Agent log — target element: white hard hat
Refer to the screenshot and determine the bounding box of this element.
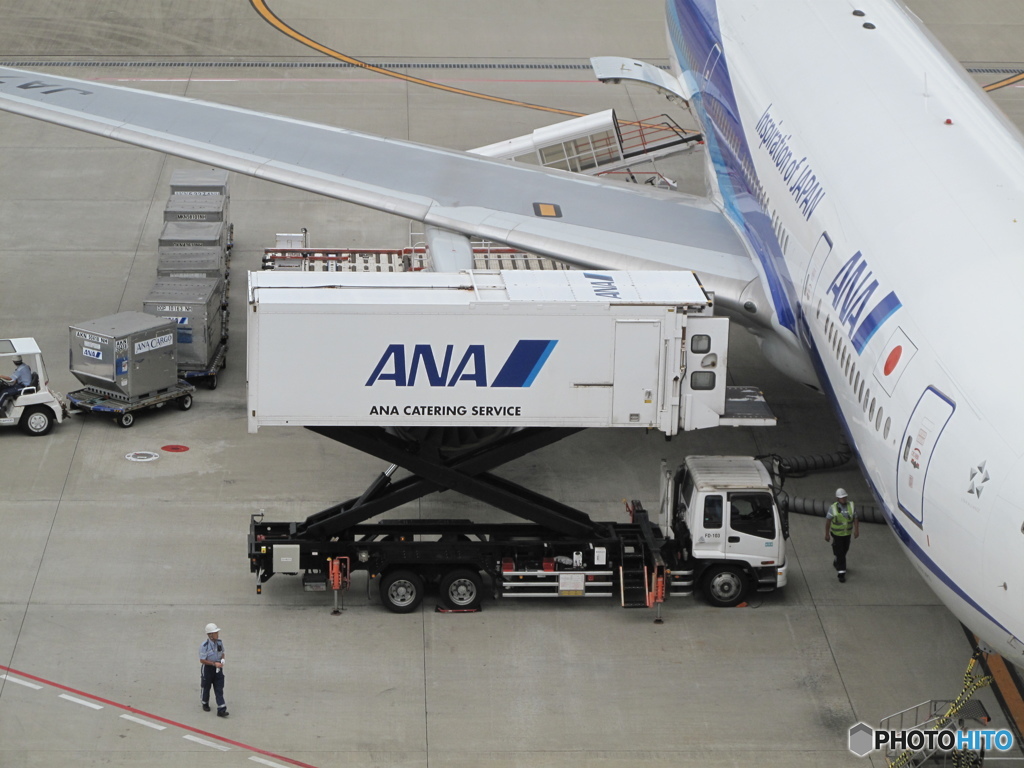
[835,488,848,499]
[205,623,221,634]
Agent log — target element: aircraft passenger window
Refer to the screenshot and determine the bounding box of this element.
[729,493,776,540]
[859,380,865,403]
[691,371,716,390]
[869,398,876,420]
[903,436,912,461]
[876,407,884,431]
[703,495,723,529]
[691,335,711,354]
[884,417,891,439]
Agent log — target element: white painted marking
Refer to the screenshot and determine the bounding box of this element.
[249,758,291,768]
[183,734,230,751]
[58,694,103,709]
[119,713,166,730]
[0,674,43,690]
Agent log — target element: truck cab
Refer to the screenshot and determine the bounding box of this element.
[667,455,787,607]
[0,338,68,435]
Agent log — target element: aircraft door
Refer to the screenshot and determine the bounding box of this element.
[702,44,722,84]
[725,491,778,559]
[897,387,955,526]
[802,232,833,310]
[612,320,660,426]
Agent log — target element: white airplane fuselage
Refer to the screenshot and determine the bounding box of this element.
[667,0,1024,662]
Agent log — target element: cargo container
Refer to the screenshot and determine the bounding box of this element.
[163,193,228,223]
[143,278,225,369]
[169,168,230,196]
[158,221,228,251]
[157,247,227,280]
[69,312,178,401]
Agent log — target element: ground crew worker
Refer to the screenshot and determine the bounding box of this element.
[0,356,32,410]
[825,488,859,583]
[199,623,229,717]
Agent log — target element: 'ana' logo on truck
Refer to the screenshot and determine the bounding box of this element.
[583,272,621,299]
[366,340,557,388]
[827,251,901,354]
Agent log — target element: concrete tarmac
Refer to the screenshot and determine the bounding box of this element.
[1,1,1023,766]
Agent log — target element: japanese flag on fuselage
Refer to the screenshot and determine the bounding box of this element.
[873,327,918,396]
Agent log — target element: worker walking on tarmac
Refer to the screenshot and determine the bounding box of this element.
[199,623,229,717]
[825,488,859,582]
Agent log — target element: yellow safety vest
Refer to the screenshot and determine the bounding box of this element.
[829,502,855,536]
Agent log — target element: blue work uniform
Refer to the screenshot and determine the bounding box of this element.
[199,637,227,712]
[0,362,32,407]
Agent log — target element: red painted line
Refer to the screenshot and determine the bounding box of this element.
[0,663,319,768]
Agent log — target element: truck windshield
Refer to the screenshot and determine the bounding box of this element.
[728,493,776,540]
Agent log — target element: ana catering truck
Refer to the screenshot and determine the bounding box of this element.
[245,270,784,613]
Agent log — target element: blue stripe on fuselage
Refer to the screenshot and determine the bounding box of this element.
[794,306,1013,639]
[667,0,797,333]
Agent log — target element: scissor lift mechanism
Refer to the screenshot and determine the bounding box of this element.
[248,426,675,614]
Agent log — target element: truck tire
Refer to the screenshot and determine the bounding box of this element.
[20,406,54,436]
[439,568,482,610]
[380,570,424,613]
[702,564,748,608]
[177,393,193,411]
[118,412,135,429]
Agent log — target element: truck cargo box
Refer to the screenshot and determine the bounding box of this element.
[169,168,229,196]
[163,193,228,223]
[69,312,178,401]
[247,270,760,435]
[158,221,227,251]
[143,278,225,369]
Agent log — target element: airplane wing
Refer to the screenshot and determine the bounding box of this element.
[0,67,759,306]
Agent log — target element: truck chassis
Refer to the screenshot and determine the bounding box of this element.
[248,427,781,614]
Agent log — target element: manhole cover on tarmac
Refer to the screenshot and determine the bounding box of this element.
[126,451,160,462]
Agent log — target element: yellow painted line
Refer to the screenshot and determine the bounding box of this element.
[247,0,584,118]
[984,72,1024,92]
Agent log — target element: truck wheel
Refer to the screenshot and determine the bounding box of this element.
[207,374,218,390]
[702,564,748,608]
[118,412,135,429]
[178,393,193,411]
[20,406,54,436]
[380,570,424,613]
[439,568,482,610]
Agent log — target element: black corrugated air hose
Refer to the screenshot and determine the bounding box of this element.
[765,438,852,477]
[774,488,886,525]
